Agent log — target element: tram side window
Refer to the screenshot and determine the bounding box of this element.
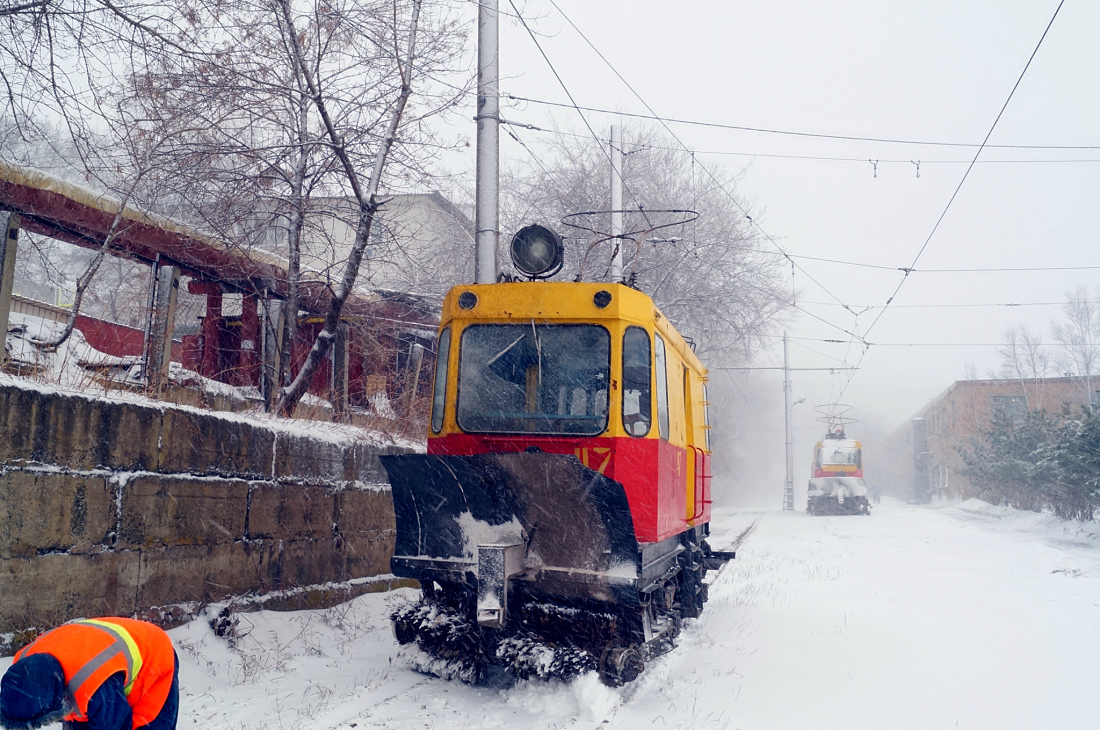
[654,334,669,440]
[430,327,451,433]
[622,327,652,437]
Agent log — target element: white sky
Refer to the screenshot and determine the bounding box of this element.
[441,0,1099,434]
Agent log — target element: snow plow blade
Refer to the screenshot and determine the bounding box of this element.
[807,477,870,515]
[379,453,641,606]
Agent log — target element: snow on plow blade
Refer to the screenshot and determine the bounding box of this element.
[807,477,870,515]
[379,453,641,609]
[808,476,868,498]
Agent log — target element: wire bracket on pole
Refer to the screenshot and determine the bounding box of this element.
[562,208,699,283]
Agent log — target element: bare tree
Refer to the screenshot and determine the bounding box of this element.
[1051,286,1100,411]
[0,0,205,354]
[112,0,467,414]
[499,125,789,361]
[272,0,429,416]
[3,0,468,417]
[1000,324,1051,410]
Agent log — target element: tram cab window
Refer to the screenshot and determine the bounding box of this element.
[456,324,610,435]
[622,327,652,437]
[821,445,860,466]
[430,327,451,433]
[654,334,669,440]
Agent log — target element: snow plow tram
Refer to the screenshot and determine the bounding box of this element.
[381,226,733,687]
[807,429,869,515]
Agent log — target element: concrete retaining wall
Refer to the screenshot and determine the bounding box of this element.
[0,379,413,654]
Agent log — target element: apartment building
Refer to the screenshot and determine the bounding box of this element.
[876,376,1097,501]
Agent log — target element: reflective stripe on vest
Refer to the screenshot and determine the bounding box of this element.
[67,619,144,697]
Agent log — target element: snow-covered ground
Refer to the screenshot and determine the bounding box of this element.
[6,498,1100,729]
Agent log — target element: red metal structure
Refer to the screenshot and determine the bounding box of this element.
[0,160,437,412]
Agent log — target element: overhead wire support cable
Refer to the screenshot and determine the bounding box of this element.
[537,0,865,342]
[502,124,1100,163]
[743,248,1100,272]
[504,0,657,237]
[502,94,1100,151]
[800,299,1100,310]
[760,333,1071,349]
[790,338,858,367]
[836,0,1066,401]
[714,366,859,371]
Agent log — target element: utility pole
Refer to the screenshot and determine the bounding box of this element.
[474,0,500,284]
[609,125,623,283]
[783,331,795,511]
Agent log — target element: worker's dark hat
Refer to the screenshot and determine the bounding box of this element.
[0,653,67,730]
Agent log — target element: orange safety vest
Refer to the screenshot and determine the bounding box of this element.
[13,617,175,727]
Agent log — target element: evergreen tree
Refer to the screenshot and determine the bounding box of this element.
[961,406,1100,520]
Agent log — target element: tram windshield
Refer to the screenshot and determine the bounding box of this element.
[457,324,611,435]
[819,444,861,467]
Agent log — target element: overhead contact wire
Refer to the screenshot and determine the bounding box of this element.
[503,94,1099,151]
[542,0,865,344]
[837,0,1066,401]
[505,0,656,236]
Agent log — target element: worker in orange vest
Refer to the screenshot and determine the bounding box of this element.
[0,617,178,730]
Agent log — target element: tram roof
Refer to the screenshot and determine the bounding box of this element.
[440,281,706,375]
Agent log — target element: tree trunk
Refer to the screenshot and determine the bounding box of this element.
[274,0,422,417]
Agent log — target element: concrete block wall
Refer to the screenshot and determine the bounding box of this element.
[0,379,413,654]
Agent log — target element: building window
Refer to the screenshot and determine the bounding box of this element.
[991,395,1028,423]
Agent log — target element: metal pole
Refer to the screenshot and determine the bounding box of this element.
[610,125,623,283]
[783,331,795,510]
[474,0,500,284]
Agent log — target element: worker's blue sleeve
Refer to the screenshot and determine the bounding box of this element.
[64,672,132,730]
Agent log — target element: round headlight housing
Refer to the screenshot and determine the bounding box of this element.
[457,291,478,309]
[510,224,564,280]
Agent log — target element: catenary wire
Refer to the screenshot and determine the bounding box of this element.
[502,93,1100,151]
[504,122,1100,164]
[764,334,1068,348]
[504,0,660,238]
[836,0,1067,401]
[539,0,865,337]
[504,0,865,352]
[800,300,1100,310]
[739,249,1100,273]
[519,1,1084,394]
[499,115,864,341]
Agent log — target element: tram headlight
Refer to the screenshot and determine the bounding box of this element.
[510,224,564,279]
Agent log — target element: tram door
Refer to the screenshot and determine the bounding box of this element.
[684,367,696,519]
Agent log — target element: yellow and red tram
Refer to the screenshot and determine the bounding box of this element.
[425,281,713,541]
[381,226,733,686]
